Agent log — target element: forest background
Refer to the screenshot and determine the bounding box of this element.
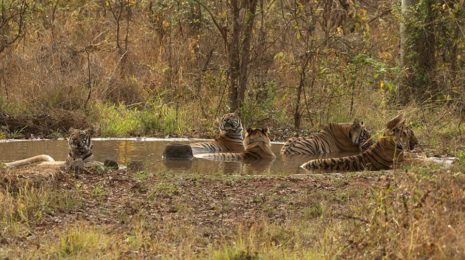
[0,0,464,153]
[3,1,465,258]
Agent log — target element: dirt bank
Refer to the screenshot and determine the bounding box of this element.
[0,166,388,258]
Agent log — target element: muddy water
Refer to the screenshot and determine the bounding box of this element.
[0,139,356,175]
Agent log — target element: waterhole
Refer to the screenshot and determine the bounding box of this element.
[0,139,357,175]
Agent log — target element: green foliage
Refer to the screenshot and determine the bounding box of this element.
[240,81,287,127]
[134,171,150,182]
[149,182,180,199]
[94,99,183,137]
[0,184,82,238]
[455,151,465,169]
[94,102,140,137]
[45,225,111,259]
[0,96,25,115]
[210,223,324,260]
[91,185,107,199]
[8,126,27,139]
[302,203,323,219]
[351,54,398,92]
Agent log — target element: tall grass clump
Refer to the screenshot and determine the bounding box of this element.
[94,99,185,137]
[340,168,465,259]
[209,222,327,259]
[0,183,81,238]
[94,102,142,137]
[32,224,114,259]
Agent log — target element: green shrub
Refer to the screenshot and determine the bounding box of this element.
[94,99,185,137]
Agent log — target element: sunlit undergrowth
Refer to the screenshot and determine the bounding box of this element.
[93,99,189,137]
[209,222,328,259]
[0,182,82,239]
[30,223,114,259]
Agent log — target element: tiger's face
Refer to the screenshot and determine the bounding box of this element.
[218,113,243,133]
[349,119,373,149]
[68,128,94,157]
[243,128,271,147]
[384,114,418,151]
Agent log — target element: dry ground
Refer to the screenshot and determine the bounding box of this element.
[1,162,465,259]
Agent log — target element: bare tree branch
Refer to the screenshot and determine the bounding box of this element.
[193,0,228,49]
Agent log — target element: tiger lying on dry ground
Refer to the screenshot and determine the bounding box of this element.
[195,128,275,161]
[3,128,115,172]
[280,119,373,156]
[301,114,418,172]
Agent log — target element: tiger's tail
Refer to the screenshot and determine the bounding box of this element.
[4,155,56,168]
[194,152,243,161]
[301,154,367,172]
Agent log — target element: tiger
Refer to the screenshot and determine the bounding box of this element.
[63,128,96,171]
[3,128,106,172]
[195,128,276,161]
[280,119,373,156]
[300,114,418,172]
[190,113,244,154]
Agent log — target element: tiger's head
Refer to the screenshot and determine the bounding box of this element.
[384,114,418,151]
[68,128,94,158]
[349,119,374,150]
[243,128,271,148]
[218,113,243,134]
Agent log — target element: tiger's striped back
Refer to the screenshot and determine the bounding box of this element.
[195,128,275,161]
[301,114,417,172]
[281,119,373,155]
[191,113,244,154]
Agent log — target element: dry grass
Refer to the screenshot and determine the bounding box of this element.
[0,1,464,258]
[1,162,465,259]
[2,1,462,139]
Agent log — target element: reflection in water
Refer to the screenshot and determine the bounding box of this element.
[162,159,193,170]
[243,160,275,174]
[0,140,360,175]
[116,141,138,165]
[221,161,242,173]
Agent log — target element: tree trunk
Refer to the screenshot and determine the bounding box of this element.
[228,0,241,113]
[400,0,414,70]
[294,56,310,129]
[294,71,304,130]
[237,0,258,109]
[400,0,436,104]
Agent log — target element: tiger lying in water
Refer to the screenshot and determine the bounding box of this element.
[301,114,418,172]
[3,128,106,172]
[195,128,275,161]
[280,119,373,156]
[190,113,244,154]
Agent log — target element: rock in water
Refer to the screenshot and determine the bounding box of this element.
[163,143,193,160]
[104,159,119,170]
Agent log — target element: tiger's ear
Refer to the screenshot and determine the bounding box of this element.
[386,114,405,130]
[246,128,253,135]
[261,128,269,135]
[352,119,363,127]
